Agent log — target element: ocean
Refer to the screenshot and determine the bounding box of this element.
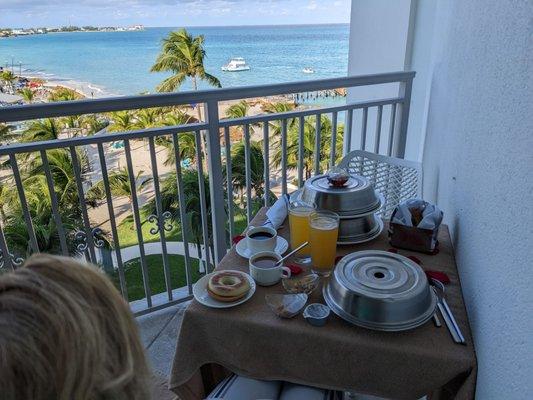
[0,25,349,97]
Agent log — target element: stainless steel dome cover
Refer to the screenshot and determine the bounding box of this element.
[301,174,382,216]
[323,250,437,331]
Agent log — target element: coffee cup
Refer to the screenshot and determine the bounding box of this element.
[246,225,277,254]
[249,251,291,286]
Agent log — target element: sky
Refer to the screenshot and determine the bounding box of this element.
[0,0,351,28]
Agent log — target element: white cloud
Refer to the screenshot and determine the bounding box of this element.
[306,1,318,10]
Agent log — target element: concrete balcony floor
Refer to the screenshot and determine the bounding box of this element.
[137,302,189,377]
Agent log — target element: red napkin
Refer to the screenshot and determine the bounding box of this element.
[232,235,245,245]
[388,248,450,284]
[286,264,303,275]
[407,255,422,265]
[425,270,451,284]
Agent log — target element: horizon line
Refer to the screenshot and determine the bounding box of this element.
[1,22,349,30]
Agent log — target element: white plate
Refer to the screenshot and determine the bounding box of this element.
[193,271,256,309]
[235,236,289,259]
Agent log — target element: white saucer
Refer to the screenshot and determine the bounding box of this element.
[235,236,289,259]
[193,271,256,309]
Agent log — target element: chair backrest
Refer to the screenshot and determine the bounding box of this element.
[338,150,422,218]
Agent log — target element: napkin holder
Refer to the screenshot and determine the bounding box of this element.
[388,208,440,254]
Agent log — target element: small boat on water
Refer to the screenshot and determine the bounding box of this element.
[302,67,315,74]
[222,58,251,72]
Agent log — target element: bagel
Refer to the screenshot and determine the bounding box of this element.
[207,287,247,302]
[207,270,250,302]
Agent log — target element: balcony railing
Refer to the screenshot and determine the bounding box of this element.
[0,71,414,315]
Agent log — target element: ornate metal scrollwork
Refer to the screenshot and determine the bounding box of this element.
[76,228,107,252]
[91,228,106,248]
[0,250,24,269]
[148,211,173,235]
[75,230,88,252]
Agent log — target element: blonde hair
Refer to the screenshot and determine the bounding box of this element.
[0,254,151,400]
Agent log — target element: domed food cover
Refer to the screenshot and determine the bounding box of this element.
[300,173,382,217]
[323,250,437,331]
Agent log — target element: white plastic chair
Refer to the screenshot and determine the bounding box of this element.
[338,150,422,219]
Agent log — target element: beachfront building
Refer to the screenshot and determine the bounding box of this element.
[0,1,530,399]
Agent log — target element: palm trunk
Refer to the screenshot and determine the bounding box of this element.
[196,239,206,273]
[191,77,202,121]
[130,201,137,231]
[191,76,209,167]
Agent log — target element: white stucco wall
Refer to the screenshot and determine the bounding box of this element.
[346,0,415,155]
[420,1,533,398]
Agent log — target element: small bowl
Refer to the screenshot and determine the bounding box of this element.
[282,273,320,294]
[303,303,330,326]
[265,293,308,318]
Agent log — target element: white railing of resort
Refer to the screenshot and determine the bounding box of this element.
[0,71,414,315]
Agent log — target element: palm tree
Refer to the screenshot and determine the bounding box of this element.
[88,168,152,231]
[262,101,296,114]
[225,100,249,119]
[0,182,16,222]
[80,115,109,135]
[150,29,221,121]
[229,140,264,198]
[158,112,196,166]
[144,169,212,272]
[262,101,298,136]
[3,207,81,257]
[1,70,16,93]
[134,108,161,129]
[23,149,89,215]
[227,140,276,213]
[22,118,61,142]
[3,148,90,258]
[0,123,20,143]
[107,111,134,132]
[224,100,250,141]
[18,88,35,103]
[271,115,344,180]
[48,87,81,102]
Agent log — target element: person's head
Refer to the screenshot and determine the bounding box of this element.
[0,254,151,400]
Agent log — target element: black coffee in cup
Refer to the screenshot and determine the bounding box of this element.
[249,231,274,240]
[253,256,278,269]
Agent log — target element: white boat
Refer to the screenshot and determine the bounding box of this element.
[222,58,251,72]
[302,67,315,74]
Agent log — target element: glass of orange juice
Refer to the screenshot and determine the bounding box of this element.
[288,200,316,264]
[309,210,339,277]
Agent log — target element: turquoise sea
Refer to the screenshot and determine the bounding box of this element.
[0,25,349,96]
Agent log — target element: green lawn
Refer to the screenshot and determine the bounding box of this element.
[116,206,250,248]
[116,209,184,248]
[110,206,251,302]
[109,254,203,301]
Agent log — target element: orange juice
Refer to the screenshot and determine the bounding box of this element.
[309,211,339,276]
[288,204,315,257]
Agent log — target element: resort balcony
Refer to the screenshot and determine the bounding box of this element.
[0,71,415,316]
[1,2,529,398]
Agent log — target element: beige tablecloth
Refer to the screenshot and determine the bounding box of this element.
[170,209,477,399]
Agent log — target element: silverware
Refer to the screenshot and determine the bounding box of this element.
[276,241,308,265]
[433,313,442,327]
[431,279,466,344]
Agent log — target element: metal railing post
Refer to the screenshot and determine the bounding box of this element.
[205,100,228,264]
[393,77,413,158]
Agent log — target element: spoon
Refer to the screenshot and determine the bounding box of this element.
[276,241,309,265]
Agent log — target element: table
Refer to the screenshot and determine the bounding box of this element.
[170,209,477,399]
